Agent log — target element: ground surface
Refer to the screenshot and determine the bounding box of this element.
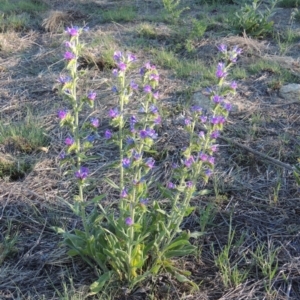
[0,0,300,299]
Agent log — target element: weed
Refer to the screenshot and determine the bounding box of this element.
[234,0,278,37]
[198,202,215,232]
[161,0,189,23]
[251,241,280,294]
[212,218,248,288]
[55,27,241,293]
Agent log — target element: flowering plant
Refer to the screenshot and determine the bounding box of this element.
[55,27,241,294]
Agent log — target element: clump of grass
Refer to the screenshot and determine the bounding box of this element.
[0,0,47,32]
[137,23,158,39]
[0,221,18,265]
[0,12,30,32]
[0,0,47,14]
[152,48,216,81]
[0,116,49,154]
[101,6,137,23]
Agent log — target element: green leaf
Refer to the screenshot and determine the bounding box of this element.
[67,249,79,256]
[91,194,106,203]
[184,206,195,217]
[103,177,119,189]
[174,271,199,291]
[51,226,65,234]
[189,231,205,238]
[164,245,196,258]
[197,189,212,196]
[88,272,113,295]
[156,209,167,215]
[165,239,191,251]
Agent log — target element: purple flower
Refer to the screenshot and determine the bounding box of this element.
[66,26,79,36]
[153,91,159,100]
[127,53,136,63]
[205,168,213,177]
[113,51,123,62]
[111,86,118,93]
[87,135,95,142]
[146,128,158,139]
[129,115,137,131]
[200,115,207,123]
[229,46,242,63]
[145,157,155,169]
[211,144,218,152]
[184,156,195,168]
[64,51,76,60]
[57,109,68,120]
[90,118,99,128]
[217,44,227,53]
[130,80,138,90]
[216,62,227,78]
[211,116,226,125]
[186,181,193,188]
[59,151,66,159]
[167,182,176,189]
[198,131,205,139]
[75,167,89,180]
[150,105,158,114]
[139,130,148,139]
[199,152,208,162]
[121,188,128,198]
[139,128,157,139]
[112,69,118,77]
[208,156,215,165]
[149,73,159,82]
[88,91,96,101]
[212,95,223,103]
[139,67,146,76]
[65,41,73,48]
[118,62,127,71]
[58,75,71,84]
[232,45,242,55]
[105,130,112,139]
[122,158,131,168]
[184,118,191,126]
[132,150,142,160]
[125,217,134,226]
[154,115,161,125]
[145,62,152,70]
[126,137,135,145]
[144,85,152,93]
[230,81,237,90]
[191,105,202,113]
[211,130,220,139]
[222,102,232,111]
[109,108,119,118]
[65,137,74,146]
[144,62,156,70]
[140,198,148,205]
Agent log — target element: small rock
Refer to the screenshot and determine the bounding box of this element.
[279,84,300,101]
[192,91,238,113]
[191,92,212,112]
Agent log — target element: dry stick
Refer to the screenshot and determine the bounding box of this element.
[219,135,294,171]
